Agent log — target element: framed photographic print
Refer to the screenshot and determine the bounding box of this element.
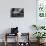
[11,8,24,17]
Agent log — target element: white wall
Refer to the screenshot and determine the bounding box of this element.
[0,0,36,42]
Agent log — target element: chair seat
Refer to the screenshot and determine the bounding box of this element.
[6,33,17,36]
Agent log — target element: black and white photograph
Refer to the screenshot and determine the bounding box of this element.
[11,8,24,17]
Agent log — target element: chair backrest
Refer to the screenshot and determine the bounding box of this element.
[11,27,18,34]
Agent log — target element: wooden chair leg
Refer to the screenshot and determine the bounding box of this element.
[16,34,18,46]
[15,33,18,46]
[4,33,7,46]
[4,41,7,46]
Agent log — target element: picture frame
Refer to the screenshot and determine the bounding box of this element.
[11,8,24,17]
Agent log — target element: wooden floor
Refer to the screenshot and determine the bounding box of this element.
[0,42,46,46]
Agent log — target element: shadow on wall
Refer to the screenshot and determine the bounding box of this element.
[3,28,11,34]
[29,25,37,42]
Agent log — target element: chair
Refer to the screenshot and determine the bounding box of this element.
[4,27,19,46]
[4,33,18,46]
[18,33,30,46]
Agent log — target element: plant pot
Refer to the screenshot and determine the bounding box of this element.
[37,39,45,44]
[37,39,40,43]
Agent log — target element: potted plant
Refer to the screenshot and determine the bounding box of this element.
[40,26,45,29]
[32,25,39,30]
[32,24,45,30]
[33,32,46,43]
